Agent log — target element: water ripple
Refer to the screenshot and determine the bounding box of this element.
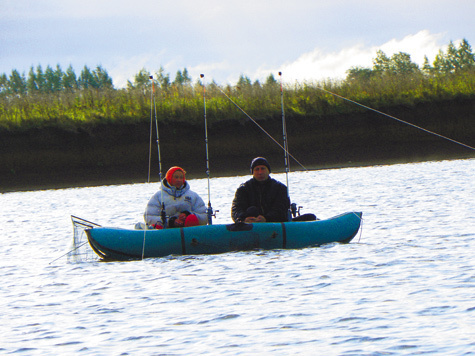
[1,159,474,355]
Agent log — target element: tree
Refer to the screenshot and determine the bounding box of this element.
[27,67,39,93]
[373,50,391,73]
[93,65,113,89]
[8,69,27,95]
[457,38,475,69]
[127,68,151,91]
[35,65,46,93]
[264,73,278,87]
[373,50,419,75]
[0,73,8,95]
[44,65,62,93]
[63,65,78,92]
[53,65,64,92]
[446,41,460,71]
[346,67,373,82]
[237,74,252,87]
[155,66,170,89]
[422,56,432,75]
[431,39,475,74]
[390,52,419,74]
[181,68,191,85]
[78,66,96,89]
[173,68,191,86]
[433,49,452,74]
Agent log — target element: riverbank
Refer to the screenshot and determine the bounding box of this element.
[1,98,474,193]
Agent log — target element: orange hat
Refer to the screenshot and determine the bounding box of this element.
[165,166,186,184]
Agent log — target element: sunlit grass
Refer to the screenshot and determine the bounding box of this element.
[0,69,474,132]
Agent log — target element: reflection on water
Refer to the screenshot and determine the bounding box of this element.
[1,159,474,355]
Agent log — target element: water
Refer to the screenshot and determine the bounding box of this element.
[1,159,474,355]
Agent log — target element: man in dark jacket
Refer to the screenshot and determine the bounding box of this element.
[231,157,290,223]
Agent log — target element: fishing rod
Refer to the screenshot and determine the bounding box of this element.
[216,85,307,171]
[279,72,299,218]
[279,72,290,189]
[148,76,154,183]
[143,76,167,259]
[147,76,167,228]
[200,74,216,225]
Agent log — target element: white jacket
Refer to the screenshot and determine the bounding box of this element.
[144,179,207,226]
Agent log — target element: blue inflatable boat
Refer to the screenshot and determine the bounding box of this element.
[85,212,362,260]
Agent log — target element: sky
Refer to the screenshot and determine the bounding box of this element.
[1,0,474,88]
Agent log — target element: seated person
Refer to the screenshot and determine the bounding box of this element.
[144,166,206,228]
[231,157,290,223]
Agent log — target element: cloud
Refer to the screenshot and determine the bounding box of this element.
[108,30,453,87]
[103,30,461,88]
[378,30,446,64]
[257,30,449,84]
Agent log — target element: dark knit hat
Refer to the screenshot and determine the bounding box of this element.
[250,157,271,173]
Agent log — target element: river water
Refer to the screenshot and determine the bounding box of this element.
[1,159,474,355]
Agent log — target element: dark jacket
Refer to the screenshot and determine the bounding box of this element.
[231,177,290,222]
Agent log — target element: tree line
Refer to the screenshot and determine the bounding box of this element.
[347,39,474,80]
[0,65,114,95]
[0,39,474,131]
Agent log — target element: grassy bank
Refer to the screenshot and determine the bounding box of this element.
[1,42,474,192]
[2,69,475,133]
[1,97,474,192]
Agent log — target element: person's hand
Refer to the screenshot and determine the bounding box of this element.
[244,215,266,223]
[244,216,257,223]
[255,215,266,222]
[173,212,188,227]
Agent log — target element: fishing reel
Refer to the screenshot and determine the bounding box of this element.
[206,205,219,225]
[290,203,303,218]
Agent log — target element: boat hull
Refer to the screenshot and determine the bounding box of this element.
[86,212,362,260]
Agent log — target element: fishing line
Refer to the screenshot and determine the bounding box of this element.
[357,218,363,243]
[314,86,475,151]
[144,76,155,260]
[216,85,308,171]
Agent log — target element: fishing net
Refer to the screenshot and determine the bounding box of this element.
[69,216,101,263]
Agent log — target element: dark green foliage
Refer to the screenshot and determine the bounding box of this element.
[173,68,192,86]
[63,65,78,92]
[7,69,27,95]
[1,39,474,132]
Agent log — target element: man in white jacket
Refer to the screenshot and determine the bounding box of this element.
[144,166,207,228]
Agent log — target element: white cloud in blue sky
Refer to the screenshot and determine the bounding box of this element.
[1,0,473,87]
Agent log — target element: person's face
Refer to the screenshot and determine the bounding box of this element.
[170,170,184,188]
[253,165,269,181]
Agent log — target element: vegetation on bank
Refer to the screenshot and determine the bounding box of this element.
[1,39,474,132]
